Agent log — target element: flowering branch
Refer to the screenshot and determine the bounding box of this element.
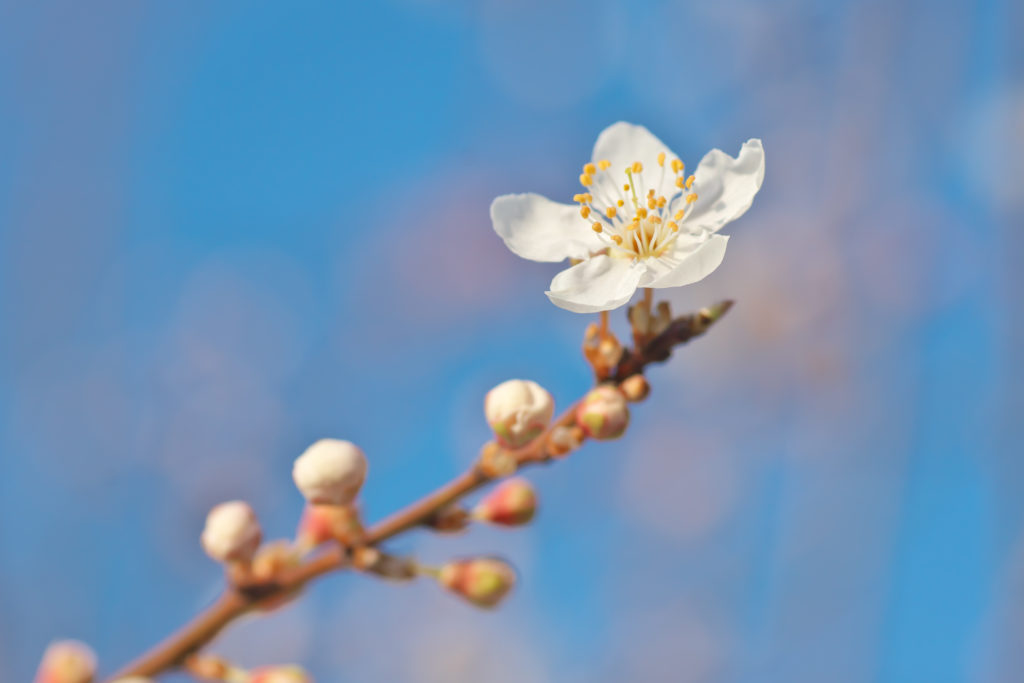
[38,121,763,683]
[63,299,734,683]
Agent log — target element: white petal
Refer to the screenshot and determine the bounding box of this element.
[491,193,604,263]
[545,255,644,313]
[642,235,729,289]
[591,122,678,177]
[684,139,765,232]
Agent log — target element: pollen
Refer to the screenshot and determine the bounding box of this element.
[568,151,694,261]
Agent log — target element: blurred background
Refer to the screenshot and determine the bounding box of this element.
[1,0,1021,681]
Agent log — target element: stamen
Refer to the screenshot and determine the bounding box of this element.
[573,193,588,203]
[591,222,603,233]
[657,152,666,167]
[686,193,698,204]
[671,159,684,173]
[631,161,643,173]
[580,206,591,218]
[580,173,593,187]
[597,159,611,170]
[685,175,695,189]
[617,199,625,207]
[605,206,617,218]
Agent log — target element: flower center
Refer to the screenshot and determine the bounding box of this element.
[573,154,698,260]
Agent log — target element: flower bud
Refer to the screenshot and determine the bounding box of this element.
[295,503,364,550]
[473,478,537,526]
[250,666,312,683]
[201,501,262,564]
[576,385,630,440]
[438,557,517,609]
[478,441,518,478]
[35,640,97,683]
[292,439,367,506]
[619,374,650,402]
[484,379,554,449]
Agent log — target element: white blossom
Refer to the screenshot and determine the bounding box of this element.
[492,122,764,312]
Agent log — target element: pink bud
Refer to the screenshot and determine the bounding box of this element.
[576,385,630,440]
[250,665,312,683]
[201,501,262,564]
[295,504,363,549]
[484,380,554,449]
[35,640,97,683]
[292,439,368,506]
[438,557,516,609]
[473,478,537,526]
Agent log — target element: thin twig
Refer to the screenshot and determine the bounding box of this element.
[105,301,733,681]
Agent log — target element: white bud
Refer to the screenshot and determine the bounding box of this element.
[292,439,368,505]
[484,379,554,449]
[201,501,262,564]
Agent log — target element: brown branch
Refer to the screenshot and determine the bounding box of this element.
[105,300,732,682]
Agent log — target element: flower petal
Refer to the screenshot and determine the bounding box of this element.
[684,139,764,232]
[491,193,604,263]
[642,235,729,289]
[546,255,644,313]
[591,122,677,177]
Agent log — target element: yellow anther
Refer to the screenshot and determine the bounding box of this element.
[584,193,593,203]
[647,198,656,209]
[584,163,596,175]
[611,234,623,244]
[675,177,685,188]
[668,221,679,232]
[591,222,603,233]
[636,207,648,218]
[671,159,684,173]
[674,210,685,220]
[617,199,624,207]
[598,159,611,170]
[648,189,655,197]
[573,193,588,203]
[657,152,666,167]
[650,215,662,224]
[580,173,593,187]
[626,221,638,231]
[605,206,617,218]
[686,193,698,204]
[657,196,667,208]
[623,183,630,191]
[631,161,643,173]
[685,175,695,189]
[580,206,591,218]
